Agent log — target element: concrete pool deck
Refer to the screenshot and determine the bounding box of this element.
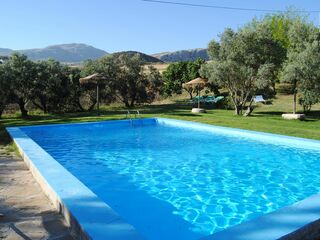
[0,146,74,240]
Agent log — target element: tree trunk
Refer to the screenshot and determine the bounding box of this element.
[32,100,47,114]
[0,106,4,119]
[235,105,241,115]
[40,97,48,114]
[124,100,130,108]
[18,98,28,117]
[293,79,297,114]
[243,97,255,117]
[96,84,99,113]
[129,98,135,107]
[77,100,84,112]
[293,91,297,114]
[184,88,193,100]
[88,101,96,112]
[32,101,43,111]
[272,82,276,95]
[230,94,241,115]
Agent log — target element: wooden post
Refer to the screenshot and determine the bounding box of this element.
[293,91,296,114]
[198,85,200,109]
[96,84,100,114]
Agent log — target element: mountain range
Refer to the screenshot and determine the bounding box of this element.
[111,51,163,63]
[0,44,108,63]
[0,43,209,63]
[151,48,209,62]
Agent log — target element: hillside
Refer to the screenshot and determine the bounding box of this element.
[0,44,108,63]
[0,44,210,64]
[111,51,163,63]
[0,48,13,56]
[152,48,209,62]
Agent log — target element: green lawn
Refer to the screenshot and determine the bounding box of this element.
[1,94,319,151]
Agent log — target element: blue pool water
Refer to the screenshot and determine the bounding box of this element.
[21,118,320,240]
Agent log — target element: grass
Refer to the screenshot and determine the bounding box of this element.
[1,94,319,152]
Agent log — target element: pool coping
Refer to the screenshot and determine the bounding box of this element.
[6,117,320,240]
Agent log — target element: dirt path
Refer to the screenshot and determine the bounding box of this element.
[0,146,74,240]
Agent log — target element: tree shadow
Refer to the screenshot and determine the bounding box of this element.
[254,110,320,120]
[170,113,202,117]
[0,201,73,240]
[0,156,73,240]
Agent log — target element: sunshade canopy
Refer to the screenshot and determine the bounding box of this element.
[79,73,106,84]
[182,77,208,87]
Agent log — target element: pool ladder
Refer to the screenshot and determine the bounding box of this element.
[125,110,142,126]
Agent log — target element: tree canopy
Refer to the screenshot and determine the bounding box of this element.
[202,12,320,115]
[202,23,285,114]
[82,54,163,108]
[162,58,205,99]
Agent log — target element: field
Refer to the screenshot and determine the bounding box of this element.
[1,94,319,154]
[146,63,170,73]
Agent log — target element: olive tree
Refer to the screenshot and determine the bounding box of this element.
[7,53,36,117]
[82,54,163,108]
[201,26,285,115]
[30,59,82,113]
[281,41,320,113]
[111,54,163,107]
[0,63,13,118]
[279,19,319,113]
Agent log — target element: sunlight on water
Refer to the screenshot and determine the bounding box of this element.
[22,119,320,240]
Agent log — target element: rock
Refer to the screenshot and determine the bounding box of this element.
[282,113,306,120]
[191,108,206,113]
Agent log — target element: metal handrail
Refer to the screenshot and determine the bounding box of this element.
[125,110,131,119]
[134,110,140,119]
[125,110,142,126]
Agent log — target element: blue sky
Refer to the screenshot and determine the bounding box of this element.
[1,0,319,54]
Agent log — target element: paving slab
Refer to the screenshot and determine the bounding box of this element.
[0,146,74,240]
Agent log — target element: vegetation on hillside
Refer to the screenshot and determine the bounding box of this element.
[111,51,163,63]
[152,48,209,62]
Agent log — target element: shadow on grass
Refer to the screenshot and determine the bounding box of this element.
[254,110,320,119]
[170,113,202,117]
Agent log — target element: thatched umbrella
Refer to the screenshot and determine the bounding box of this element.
[79,73,106,113]
[183,77,208,109]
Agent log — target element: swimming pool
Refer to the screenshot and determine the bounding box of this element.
[7,118,320,240]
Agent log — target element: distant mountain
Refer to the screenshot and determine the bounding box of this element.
[111,51,163,63]
[152,48,209,62]
[0,44,108,63]
[0,44,210,64]
[0,48,13,56]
